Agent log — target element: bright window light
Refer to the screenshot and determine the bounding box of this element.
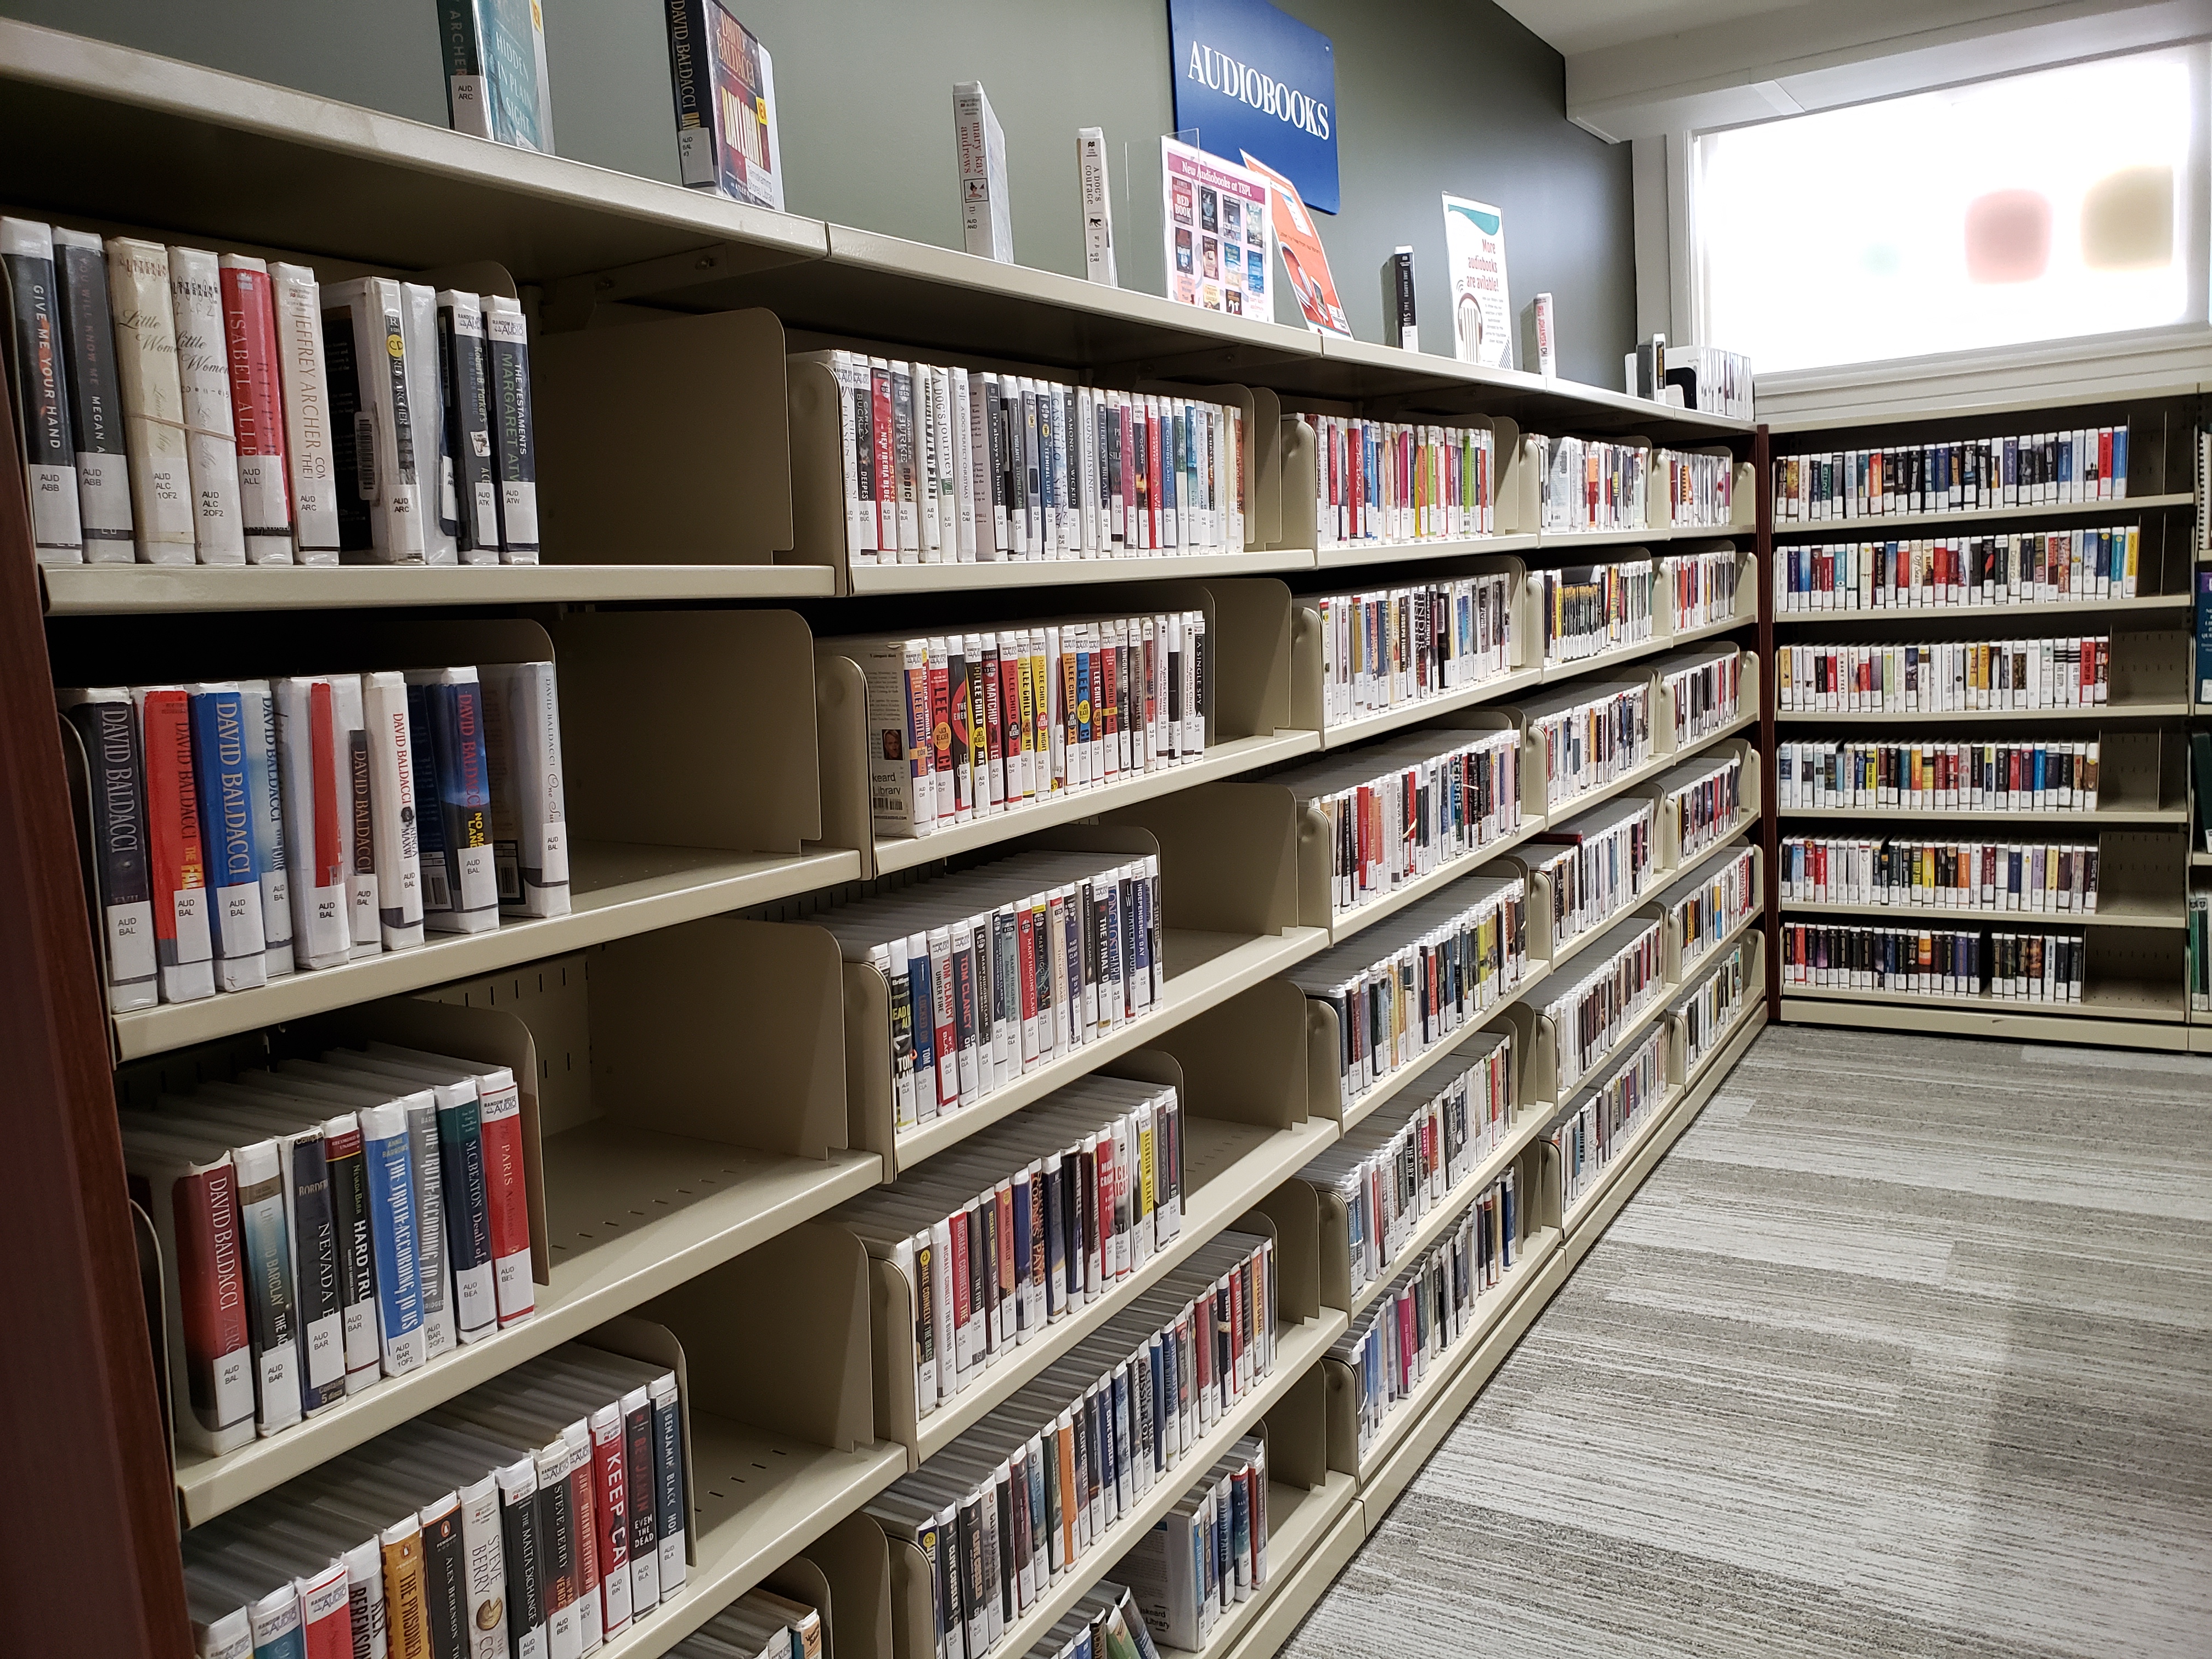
[1695,50,2198,374]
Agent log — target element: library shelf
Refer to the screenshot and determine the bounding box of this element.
[885,926,1331,1173]
[845,548,1318,594]
[1154,1471,1362,1659]
[110,845,864,1062]
[1780,991,2192,1052]
[173,1138,885,1525]
[1770,592,2194,627]
[40,560,840,614]
[909,1109,1340,1463]
[1776,703,2191,726]
[872,732,1323,877]
[924,1309,1348,1659]
[1771,493,2194,540]
[1344,1111,1555,1324]
[1780,804,2186,826]
[1779,896,2182,930]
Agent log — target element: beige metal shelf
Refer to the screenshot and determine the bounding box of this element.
[874,732,1322,877]
[1771,492,2194,540]
[1781,978,2186,1024]
[1155,1472,1363,1659]
[1781,803,2187,825]
[1346,1112,1554,1323]
[172,1136,884,1525]
[592,1417,909,1659]
[887,926,1331,1171]
[845,548,1317,594]
[1778,703,2190,725]
[110,844,863,1062]
[911,1110,1339,1462]
[1772,592,2194,628]
[1781,992,2192,1052]
[926,1309,1348,1659]
[1316,667,1543,752]
[38,561,839,614]
[1313,533,1539,572]
[1779,895,2181,929]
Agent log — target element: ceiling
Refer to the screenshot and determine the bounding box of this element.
[1495,0,1819,58]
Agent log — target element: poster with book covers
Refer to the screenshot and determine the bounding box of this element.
[1160,138,1272,321]
[1443,194,1511,368]
[1242,148,1348,336]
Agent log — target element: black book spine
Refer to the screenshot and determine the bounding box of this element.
[65,696,156,1009]
[321,309,374,550]
[52,236,134,551]
[1,225,79,559]
[287,1133,347,1412]
[501,1476,549,1649]
[421,1503,469,1659]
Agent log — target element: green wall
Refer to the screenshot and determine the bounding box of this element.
[1,0,1635,384]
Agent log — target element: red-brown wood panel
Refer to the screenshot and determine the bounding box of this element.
[0,390,190,1652]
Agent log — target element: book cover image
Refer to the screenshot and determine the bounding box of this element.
[1160,138,1271,324]
[1240,149,1345,336]
[672,2,785,212]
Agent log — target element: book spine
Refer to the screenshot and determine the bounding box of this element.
[561,1430,605,1654]
[462,1478,516,1658]
[651,1374,687,1591]
[269,262,341,562]
[472,1065,537,1327]
[325,675,383,956]
[358,1101,426,1376]
[437,291,503,561]
[216,256,296,563]
[381,1519,431,1659]
[436,1,495,140]
[620,1393,661,1616]
[159,1151,256,1448]
[238,680,296,978]
[484,294,540,562]
[50,229,134,560]
[955,84,998,262]
[363,671,427,949]
[341,1538,388,1659]
[168,245,249,563]
[436,1087,498,1343]
[273,678,352,970]
[422,669,501,931]
[499,1459,550,1659]
[187,682,271,991]
[61,692,159,1011]
[1383,246,1417,352]
[402,1101,455,1361]
[317,283,375,555]
[229,1138,302,1435]
[106,238,198,562]
[246,1586,305,1659]
[295,1561,351,1659]
[283,1130,347,1414]
[664,0,721,189]
[420,1497,469,1659]
[1,218,84,562]
[481,662,569,918]
[319,1114,383,1391]
[1079,128,1117,285]
[588,1406,634,1637]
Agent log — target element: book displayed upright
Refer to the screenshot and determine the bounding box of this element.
[955,82,1014,263]
[1079,126,1118,286]
[1442,195,1510,367]
[665,0,783,211]
[49,227,134,561]
[437,0,557,153]
[1381,246,1417,351]
[1,216,84,564]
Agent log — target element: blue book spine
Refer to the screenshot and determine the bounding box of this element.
[359,1105,425,1374]
[428,675,500,927]
[2197,571,2212,703]
[404,681,454,917]
[189,684,269,989]
[239,682,294,976]
[2113,426,2128,494]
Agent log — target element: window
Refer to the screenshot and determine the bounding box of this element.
[1693,49,2202,375]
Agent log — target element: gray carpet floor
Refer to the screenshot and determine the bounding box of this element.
[1280,1024,2212,1659]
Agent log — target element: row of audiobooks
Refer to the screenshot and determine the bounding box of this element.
[1784,922,2087,1003]
[1674,936,1755,1073]
[182,1341,687,1659]
[1663,646,1746,747]
[1774,425,2129,521]
[1544,912,1664,1094]
[809,352,1249,565]
[1299,415,1498,548]
[64,663,565,1015]
[123,1042,537,1457]
[1114,1437,1267,1656]
[831,1075,1187,1418]
[865,1229,1277,1659]
[817,850,1163,1136]
[844,610,1208,841]
[1331,1160,1524,1460]
[1537,550,1740,667]
[1780,837,2101,914]
[1284,726,1523,922]
[1300,1031,1518,1304]
[1775,637,2113,712]
[1292,876,1529,1113]
[1776,740,2103,813]
[1311,572,1514,727]
[1673,847,1759,974]
[1535,436,1655,536]
[2,218,537,568]
[1526,798,1652,958]
[1772,526,2143,612]
[1553,1018,1666,1217]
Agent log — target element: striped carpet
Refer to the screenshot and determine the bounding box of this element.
[1280,1024,2212,1659]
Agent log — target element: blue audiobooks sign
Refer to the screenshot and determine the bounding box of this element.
[1167,0,1338,215]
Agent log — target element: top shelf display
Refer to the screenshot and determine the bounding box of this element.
[0,19,1748,438]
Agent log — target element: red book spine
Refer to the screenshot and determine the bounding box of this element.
[477,1076,536,1327]
[905,654,935,815]
[591,1417,632,1635]
[1147,411,1163,549]
[981,641,1006,807]
[999,650,1024,802]
[568,1451,602,1639]
[1017,905,1038,1027]
[173,1159,253,1436]
[308,680,344,890]
[141,687,210,977]
[870,366,897,548]
[218,263,291,546]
